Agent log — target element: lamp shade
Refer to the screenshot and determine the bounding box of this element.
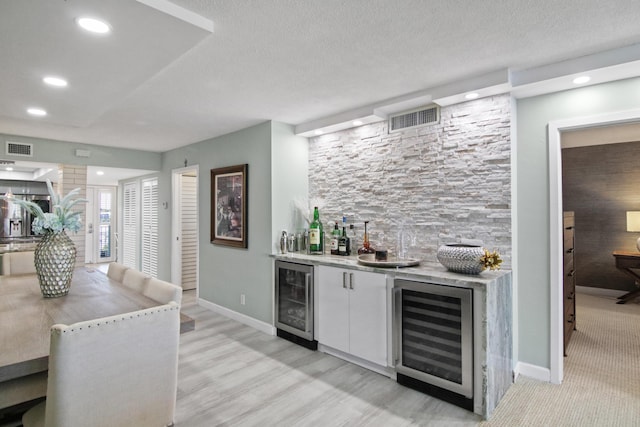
[627,211,640,232]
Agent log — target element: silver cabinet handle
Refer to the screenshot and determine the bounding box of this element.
[343,272,348,288]
[392,287,402,366]
[349,273,354,290]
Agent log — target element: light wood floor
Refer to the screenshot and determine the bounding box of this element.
[177,290,481,426]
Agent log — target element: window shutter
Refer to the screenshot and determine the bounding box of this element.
[122,182,138,268]
[141,178,158,277]
[181,175,198,289]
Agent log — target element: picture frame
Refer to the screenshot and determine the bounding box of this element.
[211,164,248,248]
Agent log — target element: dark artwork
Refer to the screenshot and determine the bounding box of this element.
[211,164,247,248]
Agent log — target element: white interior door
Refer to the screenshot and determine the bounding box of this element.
[172,166,199,291]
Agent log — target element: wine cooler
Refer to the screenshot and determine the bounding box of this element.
[275,260,317,350]
[394,279,473,411]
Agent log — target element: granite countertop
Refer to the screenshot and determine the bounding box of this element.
[272,252,511,291]
[0,243,38,254]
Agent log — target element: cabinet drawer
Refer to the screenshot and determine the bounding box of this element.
[563,233,574,249]
[563,213,574,229]
[564,280,575,301]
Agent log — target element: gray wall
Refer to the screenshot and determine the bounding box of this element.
[562,141,640,291]
[516,76,640,369]
[161,121,275,323]
[309,95,512,266]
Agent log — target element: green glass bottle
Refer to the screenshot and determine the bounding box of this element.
[309,207,324,254]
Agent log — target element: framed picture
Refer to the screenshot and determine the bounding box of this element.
[211,164,248,248]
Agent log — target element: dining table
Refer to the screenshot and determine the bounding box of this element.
[0,267,193,385]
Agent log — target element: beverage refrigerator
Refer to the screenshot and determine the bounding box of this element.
[393,279,474,411]
[274,260,317,350]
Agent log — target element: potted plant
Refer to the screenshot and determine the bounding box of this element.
[2,180,87,297]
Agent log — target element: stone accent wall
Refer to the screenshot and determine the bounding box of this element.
[58,164,87,267]
[308,95,512,266]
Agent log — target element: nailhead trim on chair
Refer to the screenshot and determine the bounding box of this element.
[53,304,179,335]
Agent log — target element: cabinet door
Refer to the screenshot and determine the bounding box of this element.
[317,265,349,353]
[348,270,387,366]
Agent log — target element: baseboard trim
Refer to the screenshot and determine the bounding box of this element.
[514,361,550,382]
[198,298,275,335]
[576,286,626,298]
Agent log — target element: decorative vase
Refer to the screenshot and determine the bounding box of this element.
[436,244,484,275]
[34,231,77,297]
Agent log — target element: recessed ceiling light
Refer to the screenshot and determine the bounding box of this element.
[5,167,13,171]
[76,17,111,34]
[96,171,105,176]
[352,120,363,126]
[43,76,68,87]
[465,92,479,100]
[573,76,591,85]
[314,130,323,135]
[27,107,47,117]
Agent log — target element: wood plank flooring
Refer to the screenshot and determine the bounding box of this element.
[177,291,480,426]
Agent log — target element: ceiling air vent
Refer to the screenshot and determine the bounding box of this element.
[6,141,33,157]
[389,105,440,132]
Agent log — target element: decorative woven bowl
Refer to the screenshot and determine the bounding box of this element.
[436,244,484,275]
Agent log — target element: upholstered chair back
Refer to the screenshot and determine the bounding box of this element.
[144,277,183,305]
[106,262,129,282]
[22,302,180,427]
[121,268,149,293]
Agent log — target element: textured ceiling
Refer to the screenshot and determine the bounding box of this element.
[1,0,640,152]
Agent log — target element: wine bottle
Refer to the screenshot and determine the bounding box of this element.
[330,222,340,255]
[309,207,323,254]
[338,226,351,256]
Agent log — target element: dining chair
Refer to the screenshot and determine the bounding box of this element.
[144,277,183,305]
[106,261,129,282]
[1,251,36,276]
[22,302,181,427]
[121,268,150,293]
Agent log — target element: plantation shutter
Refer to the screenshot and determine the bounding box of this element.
[181,175,198,289]
[122,182,138,268]
[141,178,158,277]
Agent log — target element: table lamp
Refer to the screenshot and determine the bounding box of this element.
[626,211,640,251]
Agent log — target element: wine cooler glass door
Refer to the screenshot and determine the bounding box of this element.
[394,280,473,398]
[275,261,313,340]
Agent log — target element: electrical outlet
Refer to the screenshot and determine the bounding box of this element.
[240,294,246,305]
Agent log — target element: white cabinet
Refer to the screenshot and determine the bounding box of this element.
[317,265,387,366]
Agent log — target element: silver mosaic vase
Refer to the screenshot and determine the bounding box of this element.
[436,244,484,275]
[34,231,77,298]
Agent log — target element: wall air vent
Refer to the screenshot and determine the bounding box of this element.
[6,141,33,157]
[389,105,440,132]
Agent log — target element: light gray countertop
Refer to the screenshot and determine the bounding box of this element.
[0,243,38,254]
[272,252,511,291]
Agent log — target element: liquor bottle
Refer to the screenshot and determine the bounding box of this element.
[309,207,324,254]
[357,221,375,255]
[330,222,340,255]
[338,226,351,256]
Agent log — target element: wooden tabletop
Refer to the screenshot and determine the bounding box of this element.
[0,267,163,383]
[612,250,640,258]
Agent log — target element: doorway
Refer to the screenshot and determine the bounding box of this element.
[171,166,199,293]
[548,109,640,383]
[85,186,117,264]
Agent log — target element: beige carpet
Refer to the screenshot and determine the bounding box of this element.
[482,293,640,426]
